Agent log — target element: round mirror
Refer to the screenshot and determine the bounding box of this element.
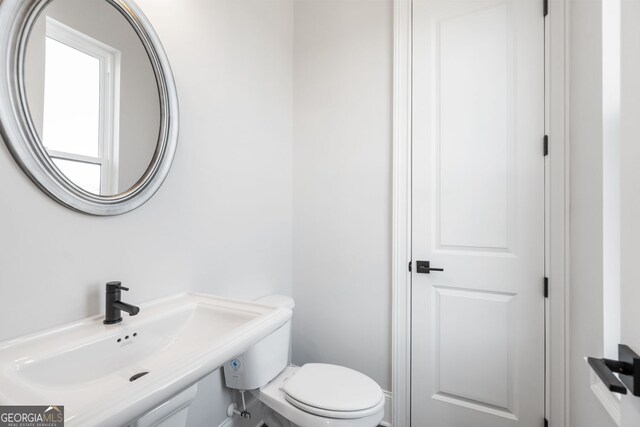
[0,0,178,215]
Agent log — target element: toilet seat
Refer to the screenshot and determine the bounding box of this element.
[285,394,385,419]
[257,366,385,427]
[282,363,384,419]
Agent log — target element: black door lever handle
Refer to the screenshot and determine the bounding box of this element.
[415,261,444,274]
[588,344,640,397]
[587,357,628,394]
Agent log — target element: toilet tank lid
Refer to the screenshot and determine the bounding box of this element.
[253,295,295,310]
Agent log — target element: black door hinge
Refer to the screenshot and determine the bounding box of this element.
[544,417,549,427]
[544,135,549,156]
[543,0,548,16]
[544,277,549,298]
[408,261,412,272]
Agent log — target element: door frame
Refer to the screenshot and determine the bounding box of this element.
[391,0,570,425]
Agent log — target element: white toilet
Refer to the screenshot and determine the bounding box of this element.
[223,295,385,427]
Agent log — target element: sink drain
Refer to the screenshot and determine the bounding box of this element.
[129,372,149,382]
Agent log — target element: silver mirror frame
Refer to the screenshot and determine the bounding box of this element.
[0,0,178,215]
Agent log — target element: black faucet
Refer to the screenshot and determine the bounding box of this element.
[103,281,140,324]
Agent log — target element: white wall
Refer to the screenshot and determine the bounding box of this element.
[569,0,617,425]
[0,0,293,425]
[291,0,393,392]
[601,0,621,363]
[620,0,640,423]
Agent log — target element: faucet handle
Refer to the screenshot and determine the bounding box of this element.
[106,281,129,292]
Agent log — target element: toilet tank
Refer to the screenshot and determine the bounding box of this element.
[223,295,294,390]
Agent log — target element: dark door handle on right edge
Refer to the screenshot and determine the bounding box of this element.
[416,261,444,274]
[588,344,640,396]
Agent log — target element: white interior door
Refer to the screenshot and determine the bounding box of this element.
[410,0,545,425]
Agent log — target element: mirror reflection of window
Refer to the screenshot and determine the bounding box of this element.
[51,158,101,194]
[42,17,120,195]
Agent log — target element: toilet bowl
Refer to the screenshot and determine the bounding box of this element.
[223,295,384,427]
[256,365,384,427]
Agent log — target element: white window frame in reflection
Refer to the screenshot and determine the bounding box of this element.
[43,17,121,195]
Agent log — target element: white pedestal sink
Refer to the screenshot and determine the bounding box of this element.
[0,292,292,426]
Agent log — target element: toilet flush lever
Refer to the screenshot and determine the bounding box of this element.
[415,261,444,274]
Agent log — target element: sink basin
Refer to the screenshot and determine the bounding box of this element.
[0,292,292,426]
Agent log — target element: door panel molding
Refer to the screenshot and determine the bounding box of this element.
[433,286,515,412]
